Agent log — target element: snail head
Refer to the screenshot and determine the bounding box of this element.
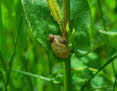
[49,34,54,42]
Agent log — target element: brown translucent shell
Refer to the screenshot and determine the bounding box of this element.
[49,34,70,59]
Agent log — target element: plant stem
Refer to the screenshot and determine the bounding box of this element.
[63,58,72,91]
[63,0,71,91]
[63,0,70,39]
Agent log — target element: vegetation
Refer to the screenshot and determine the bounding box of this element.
[0,0,117,91]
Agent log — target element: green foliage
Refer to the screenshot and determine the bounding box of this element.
[0,0,117,91]
[22,0,65,63]
[99,29,117,46]
[22,0,60,48]
[70,0,91,55]
[22,0,92,59]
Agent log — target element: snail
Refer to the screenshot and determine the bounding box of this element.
[49,34,70,59]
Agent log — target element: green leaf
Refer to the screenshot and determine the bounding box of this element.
[70,0,92,57]
[98,30,117,36]
[21,0,67,63]
[98,29,117,47]
[21,0,60,48]
[47,0,62,23]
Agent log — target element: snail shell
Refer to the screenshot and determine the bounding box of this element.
[49,34,70,59]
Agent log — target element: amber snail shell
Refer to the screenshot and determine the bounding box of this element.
[49,34,70,59]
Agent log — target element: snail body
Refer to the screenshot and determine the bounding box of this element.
[49,34,70,59]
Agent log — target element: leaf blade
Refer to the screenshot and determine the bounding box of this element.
[47,0,62,23]
[22,0,60,48]
[70,0,92,57]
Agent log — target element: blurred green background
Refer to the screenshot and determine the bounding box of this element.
[0,0,117,91]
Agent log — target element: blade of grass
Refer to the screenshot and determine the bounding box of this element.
[0,0,2,51]
[115,0,117,10]
[112,62,116,91]
[81,54,117,91]
[72,67,113,83]
[87,86,114,91]
[5,15,22,91]
[81,0,116,90]
[12,70,60,84]
[97,0,116,91]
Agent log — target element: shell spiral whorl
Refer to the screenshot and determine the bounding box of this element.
[49,34,70,59]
